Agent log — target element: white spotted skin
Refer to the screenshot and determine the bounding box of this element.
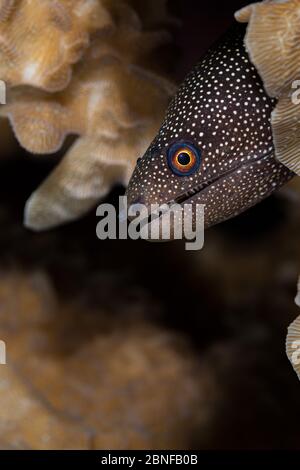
[126,24,294,232]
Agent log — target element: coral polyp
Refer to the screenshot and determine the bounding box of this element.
[0,0,112,91]
[0,0,176,230]
[236,0,300,176]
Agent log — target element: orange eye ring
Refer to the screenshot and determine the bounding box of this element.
[167,143,201,176]
[173,148,196,172]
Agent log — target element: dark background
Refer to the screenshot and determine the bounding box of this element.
[1,0,300,449]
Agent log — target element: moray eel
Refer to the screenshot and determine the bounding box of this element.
[126,23,294,234]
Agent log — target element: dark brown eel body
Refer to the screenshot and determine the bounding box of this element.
[126,23,294,232]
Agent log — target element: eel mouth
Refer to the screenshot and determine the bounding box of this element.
[134,151,275,233]
[170,151,274,206]
[127,148,293,237]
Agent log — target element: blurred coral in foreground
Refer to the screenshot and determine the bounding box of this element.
[236,0,300,381]
[0,187,300,449]
[235,0,300,176]
[0,0,176,230]
[0,270,217,449]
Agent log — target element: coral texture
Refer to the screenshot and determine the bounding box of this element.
[0,0,111,91]
[0,270,217,450]
[286,312,300,380]
[235,0,300,176]
[0,0,176,230]
[236,2,300,376]
[288,275,300,375]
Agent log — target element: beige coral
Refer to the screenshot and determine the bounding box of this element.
[0,0,112,91]
[286,308,300,380]
[0,0,176,230]
[287,277,300,374]
[235,0,300,176]
[236,0,300,381]
[0,270,217,449]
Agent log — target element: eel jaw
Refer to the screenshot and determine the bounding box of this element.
[126,151,293,241]
[167,151,294,229]
[171,151,274,207]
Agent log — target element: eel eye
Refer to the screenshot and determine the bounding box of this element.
[167,142,201,176]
